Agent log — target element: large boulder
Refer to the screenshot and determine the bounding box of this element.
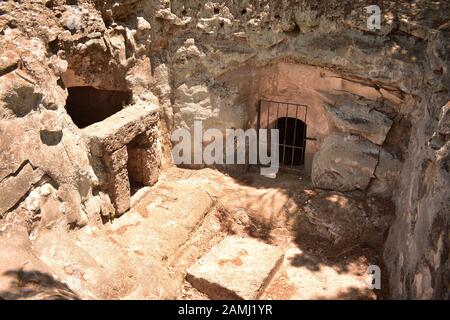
[312,134,380,191]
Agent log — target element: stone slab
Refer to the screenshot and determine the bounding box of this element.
[83,104,159,155]
[186,236,284,300]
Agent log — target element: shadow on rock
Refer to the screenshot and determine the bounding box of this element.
[0,269,80,300]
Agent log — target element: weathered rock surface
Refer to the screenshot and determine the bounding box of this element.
[368,149,403,198]
[385,99,450,299]
[0,163,45,217]
[31,225,176,300]
[84,104,159,156]
[0,225,78,300]
[187,236,284,300]
[0,0,448,300]
[296,191,395,249]
[324,97,393,145]
[312,134,380,191]
[73,225,176,300]
[0,72,43,119]
[32,229,114,299]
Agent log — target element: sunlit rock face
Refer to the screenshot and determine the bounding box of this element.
[0,0,448,299]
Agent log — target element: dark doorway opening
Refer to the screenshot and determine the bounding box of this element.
[257,99,308,172]
[66,86,132,128]
[127,135,145,197]
[276,117,306,166]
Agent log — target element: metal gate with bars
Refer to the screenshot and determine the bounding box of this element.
[256,99,308,172]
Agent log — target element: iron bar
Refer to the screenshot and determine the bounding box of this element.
[282,104,289,165]
[291,104,299,167]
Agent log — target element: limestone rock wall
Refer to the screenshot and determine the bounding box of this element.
[383,39,450,299]
[0,0,162,228]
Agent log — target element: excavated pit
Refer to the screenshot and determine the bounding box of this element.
[144,167,392,300]
[0,0,448,301]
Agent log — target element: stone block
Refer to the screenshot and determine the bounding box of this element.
[187,236,284,300]
[103,145,128,173]
[108,168,130,216]
[83,104,159,155]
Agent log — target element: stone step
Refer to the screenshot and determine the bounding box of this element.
[107,181,214,264]
[73,225,176,299]
[186,236,284,300]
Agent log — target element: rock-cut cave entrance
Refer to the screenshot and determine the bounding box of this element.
[277,117,306,167]
[257,99,307,171]
[66,86,132,128]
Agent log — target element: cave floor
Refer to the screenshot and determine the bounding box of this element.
[126,166,390,300]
